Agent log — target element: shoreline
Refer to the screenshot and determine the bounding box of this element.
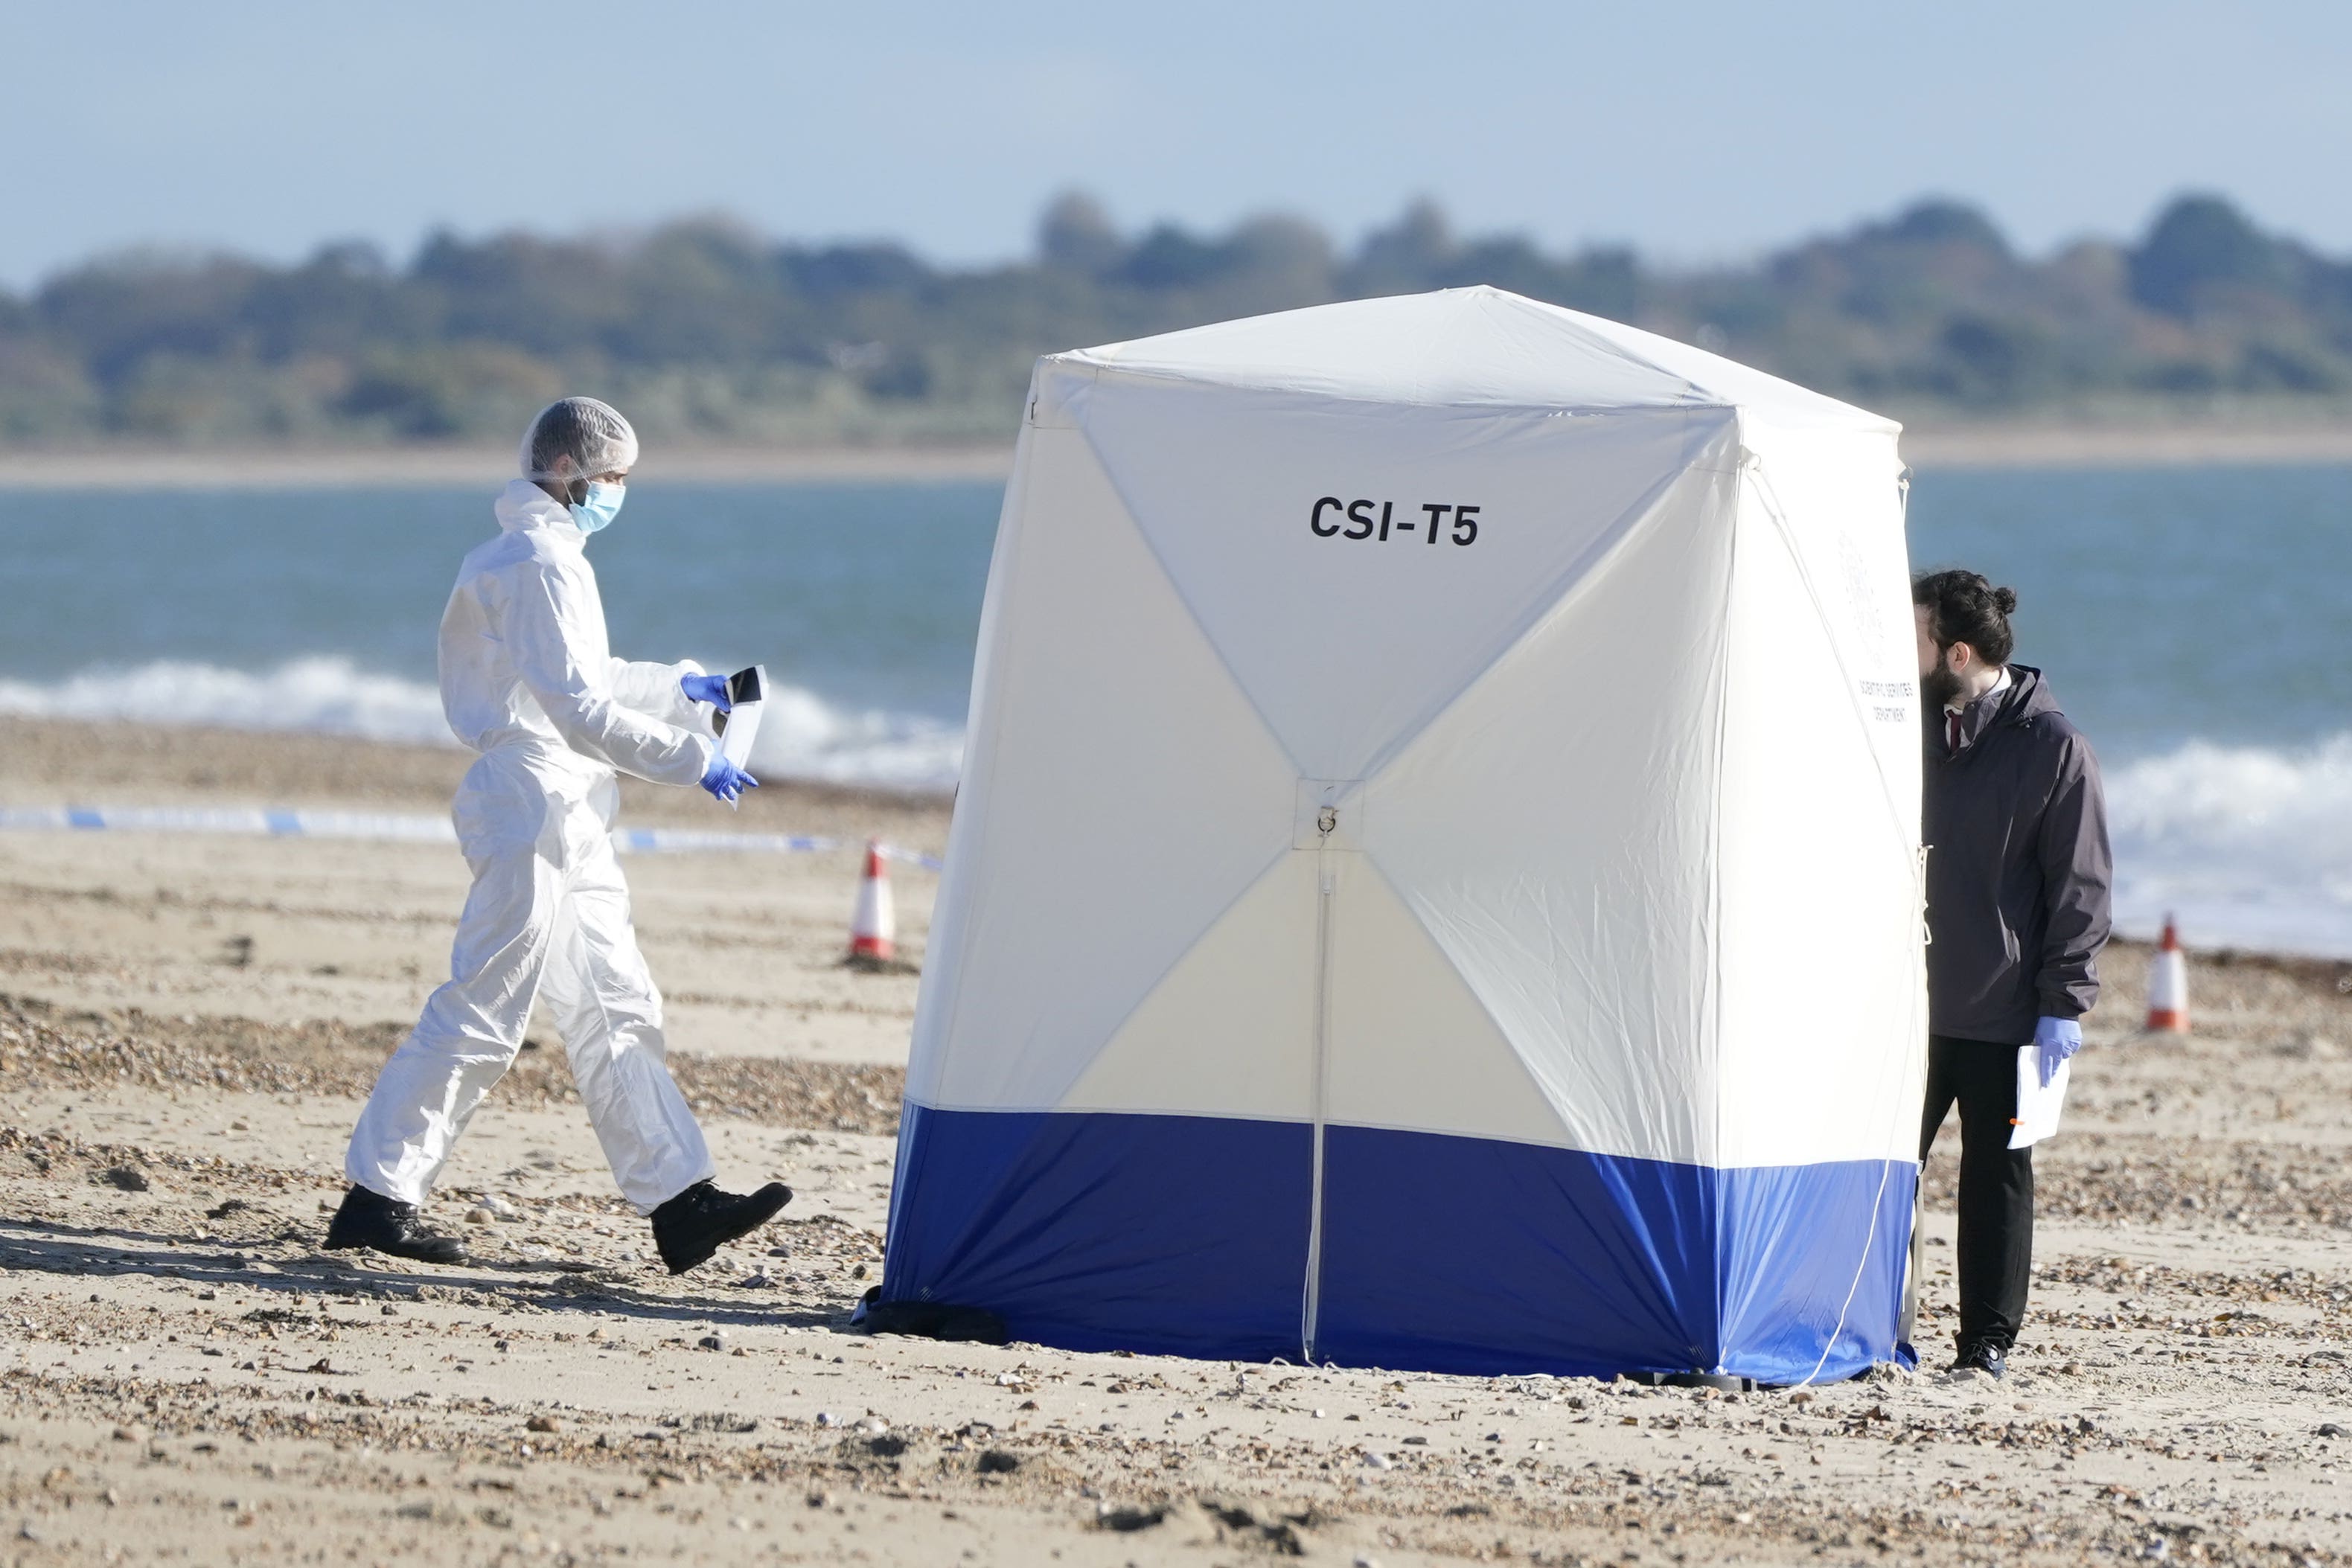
[1899,419,2352,470]
[7,419,2352,489]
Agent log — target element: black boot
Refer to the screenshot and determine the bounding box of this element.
[1949,1340,2007,1379]
[322,1184,470,1266]
[651,1180,792,1276]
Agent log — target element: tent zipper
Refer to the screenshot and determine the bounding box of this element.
[1302,806,1338,1361]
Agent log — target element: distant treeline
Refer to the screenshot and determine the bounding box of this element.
[4,192,2349,447]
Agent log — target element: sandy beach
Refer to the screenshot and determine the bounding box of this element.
[5,417,2352,493]
[6,717,2352,1565]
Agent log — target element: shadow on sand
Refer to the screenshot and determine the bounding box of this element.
[0,1215,847,1332]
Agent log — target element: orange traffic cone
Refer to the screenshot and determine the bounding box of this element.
[849,840,896,963]
[2145,915,2188,1033]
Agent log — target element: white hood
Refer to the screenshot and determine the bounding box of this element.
[493,478,581,535]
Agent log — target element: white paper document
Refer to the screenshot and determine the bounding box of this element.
[715,665,766,806]
[2009,1045,2069,1150]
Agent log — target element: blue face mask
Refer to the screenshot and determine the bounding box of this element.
[569,481,625,534]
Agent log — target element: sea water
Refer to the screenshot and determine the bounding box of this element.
[0,481,997,793]
[1,465,2345,953]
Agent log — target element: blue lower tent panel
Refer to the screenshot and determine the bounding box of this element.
[1312,1125,1722,1377]
[881,1105,1313,1361]
[883,1107,1914,1381]
[1713,1156,1917,1382]
[1316,1126,1914,1383]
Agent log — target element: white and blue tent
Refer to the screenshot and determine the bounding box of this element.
[881,288,1926,1383]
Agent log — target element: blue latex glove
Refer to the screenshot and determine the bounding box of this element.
[699,755,758,804]
[2034,1015,2082,1087]
[680,672,732,712]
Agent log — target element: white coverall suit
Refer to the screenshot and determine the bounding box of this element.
[346,479,720,1214]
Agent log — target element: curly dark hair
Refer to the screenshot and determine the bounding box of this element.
[1912,569,2017,665]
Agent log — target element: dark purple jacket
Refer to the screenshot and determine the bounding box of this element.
[1922,665,2113,1044]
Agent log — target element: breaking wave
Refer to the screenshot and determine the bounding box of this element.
[0,657,963,796]
[0,657,454,746]
[2105,734,2352,958]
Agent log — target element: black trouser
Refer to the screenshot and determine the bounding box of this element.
[1919,1034,2035,1352]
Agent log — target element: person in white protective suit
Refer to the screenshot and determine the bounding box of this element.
[325,397,787,1273]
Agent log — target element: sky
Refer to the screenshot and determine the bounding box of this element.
[4,0,2348,289]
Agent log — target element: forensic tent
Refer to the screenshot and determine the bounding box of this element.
[881,287,1926,1383]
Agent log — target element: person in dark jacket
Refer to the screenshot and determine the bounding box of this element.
[1914,569,2112,1379]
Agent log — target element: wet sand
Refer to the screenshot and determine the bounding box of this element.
[5,720,2352,1565]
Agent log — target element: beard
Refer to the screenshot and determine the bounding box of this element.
[1920,656,1963,711]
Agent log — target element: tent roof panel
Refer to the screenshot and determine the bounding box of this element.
[1056,287,1897,432]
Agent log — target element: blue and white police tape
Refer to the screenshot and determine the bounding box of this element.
[0,805,942,871]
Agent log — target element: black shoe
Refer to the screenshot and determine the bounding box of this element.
[322,1184,469,1266]
[651,1180,793,1276]
[1949,1341,2007,1379]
